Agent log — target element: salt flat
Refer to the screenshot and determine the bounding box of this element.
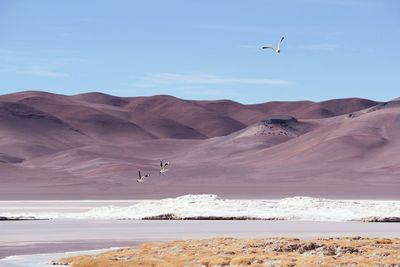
[1,195,400,221]
[1,196,400,265]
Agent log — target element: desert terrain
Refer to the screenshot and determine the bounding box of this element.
[0,91,399,199]
[56,237,400,267]
[1,91,400,266]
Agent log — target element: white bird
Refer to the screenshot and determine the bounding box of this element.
[159,161,169,174]
[262,36,285,54]
[137,170,149,183]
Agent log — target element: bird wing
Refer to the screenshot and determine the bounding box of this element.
[165,162,169,166]
[160,161,163,168]
[138,171,141,178]
[262,46,274,50]
[277,36,285,50]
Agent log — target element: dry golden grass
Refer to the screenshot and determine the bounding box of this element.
[55,237,400,267]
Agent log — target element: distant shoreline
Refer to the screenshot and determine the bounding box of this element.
[1,195,400,221]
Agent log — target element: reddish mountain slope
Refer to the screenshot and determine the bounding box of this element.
[248,98,378,119]
[0,91,397,199]
[125,95,247,137]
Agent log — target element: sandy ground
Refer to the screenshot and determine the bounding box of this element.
[57,237,400,267]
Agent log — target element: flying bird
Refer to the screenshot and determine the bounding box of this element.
[160,161,169,174]
[262,36,285,54]
[137,170,149,183]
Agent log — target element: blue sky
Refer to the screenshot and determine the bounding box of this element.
[0,0,399,103]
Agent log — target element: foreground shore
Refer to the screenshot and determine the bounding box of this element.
[56,237,400,267]
[3,220,400,261]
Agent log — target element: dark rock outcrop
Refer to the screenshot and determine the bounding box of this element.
[141,214,283,220]
[361,217,400,223]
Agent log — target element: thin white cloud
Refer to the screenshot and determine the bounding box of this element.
[20,69,68,77]
[0,49,80,78]
[146,72,292,86]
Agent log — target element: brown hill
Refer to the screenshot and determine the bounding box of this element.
[248,98,378,119]
[0,101,90,160]
[125,95,247,137]
[0,91,397,200]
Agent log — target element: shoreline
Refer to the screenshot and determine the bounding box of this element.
[2,235,400,267]
[0,240,143,260]
[0,246,128,267]
[2,216,400,222]
[2,220,400,264]
[2,196,400,265]
[55,237,400,267]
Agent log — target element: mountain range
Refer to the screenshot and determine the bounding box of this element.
[0,91,399,199]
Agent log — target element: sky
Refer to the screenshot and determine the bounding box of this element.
[0,0,399,104]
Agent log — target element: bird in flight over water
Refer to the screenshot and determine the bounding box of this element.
[137,170,149,183]
[262,36,285,54]
[160,161,169,174]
